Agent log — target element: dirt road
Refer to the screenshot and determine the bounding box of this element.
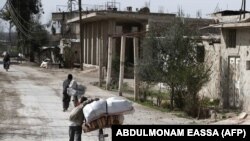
[0,62,208,141]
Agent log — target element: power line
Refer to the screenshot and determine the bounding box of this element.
[7,3,32,38]
[8,0,34,27]
[6,0,45,39]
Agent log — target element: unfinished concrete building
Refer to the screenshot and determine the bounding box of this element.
[67,8,178,95]
[51,2,218,98]
[67,9,175,66]
[51,4,216,96]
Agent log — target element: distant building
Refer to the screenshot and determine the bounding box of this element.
[50,6,215,94]
[67,10,176,68]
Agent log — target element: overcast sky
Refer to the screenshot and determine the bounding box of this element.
[41,0,250,23]
[0,0,249,25]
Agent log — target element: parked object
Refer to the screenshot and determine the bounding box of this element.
[40,58,50,68]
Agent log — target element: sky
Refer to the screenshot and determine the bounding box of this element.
[0,0,249,25]
[39,0,249,22]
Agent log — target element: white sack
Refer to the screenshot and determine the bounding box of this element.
[106,97,134,115]
[83,99,107,123]
[67,85,86,97]
[67,87,77,96]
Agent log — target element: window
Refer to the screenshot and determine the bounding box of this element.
[227,29,236,48]
[197,46,205,63]
[246,61,250,70]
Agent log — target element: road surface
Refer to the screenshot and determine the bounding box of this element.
[0,61,214,141]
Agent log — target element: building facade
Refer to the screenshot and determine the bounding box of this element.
[207,10,250,111]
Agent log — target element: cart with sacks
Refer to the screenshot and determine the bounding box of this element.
[69,96,134,141]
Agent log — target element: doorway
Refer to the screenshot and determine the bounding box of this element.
[228,56,241,108]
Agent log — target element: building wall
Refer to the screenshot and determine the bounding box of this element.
[71,42,81,63]
[81,20,111,66]
[200,41,221,100]
[237,28,250,112]
[71,23,80,36]
[81,19,144,68]
[220,28,250,111]
[52,12,80,39]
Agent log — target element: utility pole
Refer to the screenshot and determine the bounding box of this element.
[79,0,83,70]
[243,0,246,19]
[240,0,246,20]
[8,22,11,53]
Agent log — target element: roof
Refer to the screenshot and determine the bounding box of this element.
[209,22,250,28]
[213,10,250,16]
[67,11,176,23]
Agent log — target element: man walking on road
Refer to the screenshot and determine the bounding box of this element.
[68,96,88,141]
[62,74,78,112]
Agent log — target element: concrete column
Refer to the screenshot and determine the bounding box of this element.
[103,21,108,67]
[106,20,115,90]
[91,23,94,65]
[118,35,126,96]
[100,22,104,80]
[106,37,113,90]
[99,22,104,87]
[83,24,87,64]
[133,37,139,101]
[92,22,97,65]
[98,37,101,87]
[96,22,99,65]
[112,24,117,58]
[88,23,92,65]
[87,24,90,64]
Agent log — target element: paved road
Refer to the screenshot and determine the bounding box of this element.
[0,62,210,141]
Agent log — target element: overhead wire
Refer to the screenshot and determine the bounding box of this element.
[6,0,45,39]
[0,0,30,38]
[1,0,42,39]
[8,0,34,27]
[8,6,32,33]
[7,3,32,38]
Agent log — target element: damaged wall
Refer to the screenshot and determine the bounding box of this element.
[220,28,250,111]
[200,40,221,100]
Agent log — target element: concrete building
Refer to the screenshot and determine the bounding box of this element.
[206,10,250,111]
[67,8,178,95]
[51,6,216,97]
[67,9,176,66]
